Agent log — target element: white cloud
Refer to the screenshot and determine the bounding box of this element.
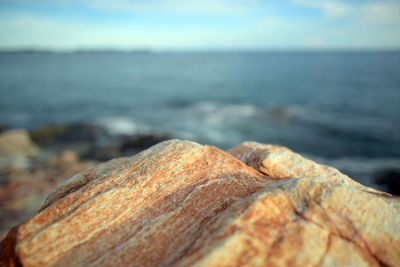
[292,0,351,17]
[360,1,400,23]
[293,0,400,24]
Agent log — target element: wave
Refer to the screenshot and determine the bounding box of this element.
[95,117,152,136]
[189,101,259,119]
[90,102,399,160]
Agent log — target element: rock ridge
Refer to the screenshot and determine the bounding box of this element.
[1,140,399,267]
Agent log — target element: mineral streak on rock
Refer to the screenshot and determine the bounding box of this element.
[1,140,399,267]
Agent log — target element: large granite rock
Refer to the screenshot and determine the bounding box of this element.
[1,140,399,266]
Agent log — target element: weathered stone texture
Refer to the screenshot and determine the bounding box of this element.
[228,141,388,195]
[1,140,399,267]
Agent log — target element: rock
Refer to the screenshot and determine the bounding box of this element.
[1,140,399,267]
[0,150,97,241]
[29,123,171,161]
[29,123,100,158]
[47,150,79,167]
[0,130,40,159]
[0,130,41,176]
[175,176,399,267]
[228,141,387,194]
[30,124,74,146]
[0,125,10,134]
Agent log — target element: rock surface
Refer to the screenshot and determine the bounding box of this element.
[1,140,399,266]
[228,142,388,194]
[0,130,97,240]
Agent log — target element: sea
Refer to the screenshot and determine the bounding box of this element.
[0,51,399,189]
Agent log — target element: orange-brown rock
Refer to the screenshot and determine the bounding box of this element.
[1,140,399,267]
[0,150,97,240]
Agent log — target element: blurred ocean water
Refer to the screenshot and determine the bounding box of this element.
[0,51,399,184]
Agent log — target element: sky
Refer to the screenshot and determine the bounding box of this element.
[0,0,399,51]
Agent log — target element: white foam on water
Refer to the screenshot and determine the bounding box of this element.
[176,101,260,145]
[96,117,151,135]
[190,101,257,115]
[189,101,259,125]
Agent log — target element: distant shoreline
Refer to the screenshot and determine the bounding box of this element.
[1,49,400,54]
[0,49,152,54]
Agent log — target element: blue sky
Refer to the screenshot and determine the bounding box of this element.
[0,0,399,50]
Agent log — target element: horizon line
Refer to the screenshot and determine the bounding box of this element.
[1,47,400,54]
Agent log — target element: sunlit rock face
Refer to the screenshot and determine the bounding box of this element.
[1,140,399,267]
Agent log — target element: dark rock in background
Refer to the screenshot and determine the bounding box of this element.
[29,122,171,161]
